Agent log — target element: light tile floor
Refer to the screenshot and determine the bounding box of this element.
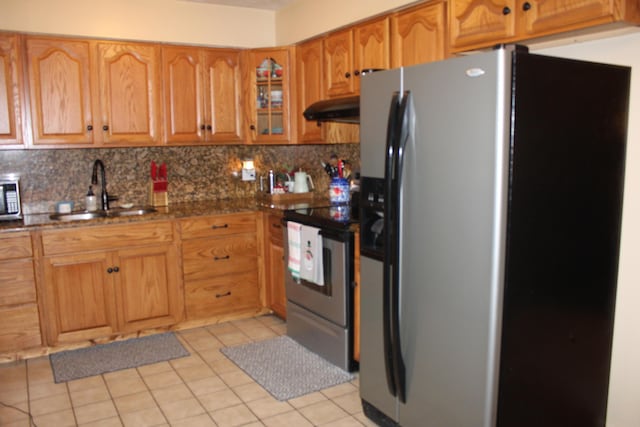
[0,315,377,427]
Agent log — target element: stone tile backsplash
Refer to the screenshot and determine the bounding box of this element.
[0,144,360,214]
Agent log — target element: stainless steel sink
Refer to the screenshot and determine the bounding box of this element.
[107,207,158,217]
[49,211,108,221]
[49,207,157,221]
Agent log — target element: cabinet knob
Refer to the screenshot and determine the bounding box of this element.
[103,125,109,131]
[206,124,212,131]
[107,267,113,274]
[215,291,232,298]
[113,266,119,272]
[345,72,351,78]
[200,124,206,130]
[502,6,511,14]
[522,2,531,11]
[354,70,360,76]
[250,124,256,131]
[87,125,93,131]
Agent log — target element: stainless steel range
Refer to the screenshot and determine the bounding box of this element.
[283,205,357,372]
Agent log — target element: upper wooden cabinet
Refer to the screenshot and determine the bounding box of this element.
[245,48,294,144]
[324,28,356,98]
[162,46,242,144]
[324,17,390,98]
[353,16,391,91]
[25,37,95,146]
[26,37,161,147]
[449,0,640,52]
[391,1,447,67]
[96,41,161,146]
[296,38,324,143]
[0,34,23,147]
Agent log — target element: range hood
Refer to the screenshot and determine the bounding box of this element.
[303,96,360,124]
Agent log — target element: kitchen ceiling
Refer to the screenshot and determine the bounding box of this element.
[180,0,296,10]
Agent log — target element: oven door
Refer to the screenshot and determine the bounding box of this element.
[284,226,351,328]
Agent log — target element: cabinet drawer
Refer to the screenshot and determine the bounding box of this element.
[182,234,258,281]
[0,259,36,305]
[0,304,42,352]
[0,232,32,260]
[41,221,174,255]
[179,212,256,240]
[185,270,260,319]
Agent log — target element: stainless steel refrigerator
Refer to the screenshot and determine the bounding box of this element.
[358,45,630,427]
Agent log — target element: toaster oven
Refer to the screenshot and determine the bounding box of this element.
[0,176,22,220]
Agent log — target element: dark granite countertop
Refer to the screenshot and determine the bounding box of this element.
[0,197,335,233]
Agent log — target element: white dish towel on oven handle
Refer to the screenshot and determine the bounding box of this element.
[300,224,324,286]
[287,222,302,281]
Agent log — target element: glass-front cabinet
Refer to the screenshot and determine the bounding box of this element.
[247,48,292,144]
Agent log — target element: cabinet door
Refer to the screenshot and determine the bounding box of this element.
[391,1,447,67]
[267,239,286,319]
[0,34,23,147]
[247,49,291,143]
[96,42,162,145]
[115,243,183,332]
[449,0,517,51]
[324,29,355,98]
[26,37,95,146]
[162,46,204,144]
[353,17,390,92]
[43,252,117,345]
[265,213,286,318]
[520,0,614,36]
[204,49,243,143]
[296,38,324,143]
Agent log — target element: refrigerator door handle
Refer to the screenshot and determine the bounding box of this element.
[390,91,412,404]
[383,92,401,397]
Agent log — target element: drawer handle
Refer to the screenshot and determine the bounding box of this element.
[211,224,229,230]
[216,291,231,298]
[214,255,230,261]
[272,223,282,229]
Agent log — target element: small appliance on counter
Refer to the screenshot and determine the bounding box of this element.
[0,175,22,221]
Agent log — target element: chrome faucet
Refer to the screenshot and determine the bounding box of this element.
[91,159,109,211]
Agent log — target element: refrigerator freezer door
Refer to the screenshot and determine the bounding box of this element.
[397,51,512,426]
[360,256,398,421]
[359,66,402,424]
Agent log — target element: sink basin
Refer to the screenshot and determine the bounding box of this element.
[49,211,108,221]
[49,207,157,221]
[107,207,158,217]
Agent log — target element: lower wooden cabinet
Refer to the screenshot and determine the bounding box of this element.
[39,221,183,345]
[179,212,261,321]
[0,232,42,354]
[264,213,286,318]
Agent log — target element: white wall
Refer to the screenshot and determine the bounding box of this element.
[0,0,422,47]
[0,0,275,47]
[532,33,640,427]
[275,0,419,44]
